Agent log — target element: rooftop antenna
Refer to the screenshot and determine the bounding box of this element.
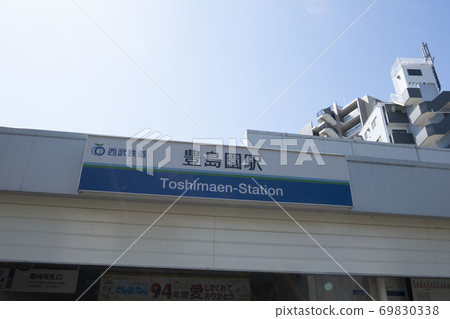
[421,42,441,91]
[421,42,433,62]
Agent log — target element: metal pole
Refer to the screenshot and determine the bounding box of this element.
[376,277,388,301]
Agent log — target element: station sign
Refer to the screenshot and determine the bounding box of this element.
[79,135,353,207]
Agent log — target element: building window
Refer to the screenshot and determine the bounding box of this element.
[392,129,407,134]
[371,117,377,129]
[364,131,369,140]
[407,69,422,76]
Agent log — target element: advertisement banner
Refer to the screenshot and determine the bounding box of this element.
[98,274,250,301]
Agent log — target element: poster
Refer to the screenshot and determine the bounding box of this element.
[411,278,450,301]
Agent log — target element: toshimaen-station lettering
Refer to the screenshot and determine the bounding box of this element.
[160,178,284,197]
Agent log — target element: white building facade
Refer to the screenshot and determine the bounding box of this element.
[301,43,450,148]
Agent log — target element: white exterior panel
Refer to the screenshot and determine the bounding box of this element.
[0,128,86,195]
[347,157,450,216]
[0,194,449,277]
[246,129,450,218]
[1,127,450,279]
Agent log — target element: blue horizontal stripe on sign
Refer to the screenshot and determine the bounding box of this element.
[78,166,353,207]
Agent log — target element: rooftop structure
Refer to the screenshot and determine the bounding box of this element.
[300,43,450,148]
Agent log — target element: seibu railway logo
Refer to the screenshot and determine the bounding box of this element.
[91,143,106,156]
[89,129,172,175]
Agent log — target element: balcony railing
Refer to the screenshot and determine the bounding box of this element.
[345,123,362,137]
[391,131,415,144]
[386,112,409,124]
[389,93,404,105]
[320,122,338,133]
[316,107,333,118]
[341,109,359,123]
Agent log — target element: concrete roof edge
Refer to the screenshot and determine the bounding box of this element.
[0,126,88,140]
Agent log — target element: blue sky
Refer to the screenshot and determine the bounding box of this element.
[1,0,449,142]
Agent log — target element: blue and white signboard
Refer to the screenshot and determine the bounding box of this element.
[78,135,353,206]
